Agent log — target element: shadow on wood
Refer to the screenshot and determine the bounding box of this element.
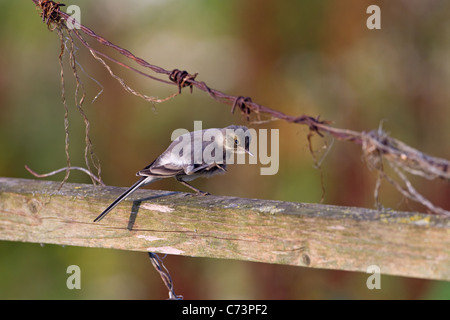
[0,177,448,280]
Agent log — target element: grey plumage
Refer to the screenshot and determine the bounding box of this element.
[94,125,252,222]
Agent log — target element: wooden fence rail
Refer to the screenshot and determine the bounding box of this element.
[0,177,448,281]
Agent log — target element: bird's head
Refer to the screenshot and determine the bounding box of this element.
[223,125,253,156]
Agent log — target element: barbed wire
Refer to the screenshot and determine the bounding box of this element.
[148,253,183,300]
[31,0,449,217]
[29,0,450,301]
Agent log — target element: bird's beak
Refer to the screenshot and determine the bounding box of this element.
[237,145,254,156]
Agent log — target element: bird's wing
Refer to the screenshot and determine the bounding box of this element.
[137,129,227,178]
[185,162,227,175]
[137,160,185,177]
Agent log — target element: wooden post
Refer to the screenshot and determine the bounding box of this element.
[0,177,448,280]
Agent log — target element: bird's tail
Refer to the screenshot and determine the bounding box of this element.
[93,176,154,222]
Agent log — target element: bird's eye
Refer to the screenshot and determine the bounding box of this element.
[234,137,240,146]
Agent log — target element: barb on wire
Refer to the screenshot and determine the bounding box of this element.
[362,129,450,216]
[32,0,449,215]
[148,252,182,300]
[231,96,255,122]
[169,69,198,94]
[37,0,65,28]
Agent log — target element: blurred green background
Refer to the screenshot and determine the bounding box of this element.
[0,0,449,299]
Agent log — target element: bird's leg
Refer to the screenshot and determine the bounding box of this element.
[176,177,210,196]
[214,163,227,172]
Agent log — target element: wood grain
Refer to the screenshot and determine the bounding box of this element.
[0,177,448,280]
